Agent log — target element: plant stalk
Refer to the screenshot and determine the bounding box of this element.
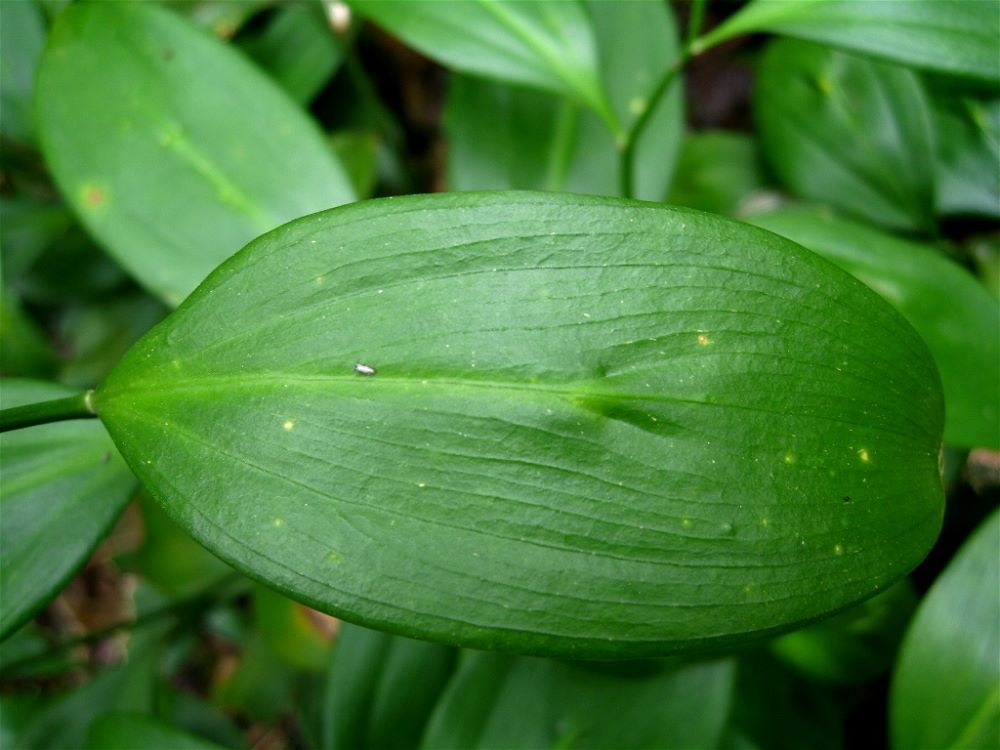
[618,56,687,200]
[0,390,98,433]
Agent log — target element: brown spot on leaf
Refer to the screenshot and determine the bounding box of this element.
[84,186,105,207]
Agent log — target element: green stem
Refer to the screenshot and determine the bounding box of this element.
[686,0,708,49]
[686,0,709,50]
[544,100,580,191]
[0,390,98,433]
[618,55,687,200]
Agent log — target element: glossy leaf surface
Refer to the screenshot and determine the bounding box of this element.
[96,192,945,657]
[698,0,1000,84]
[350,0,617,132]
[445,0,682,200]
[36,2,354,305]
[423,652,734,749]
[890,510,1000,750]
[748,206,1000,449]
[755,39,936,233]
[0,380,135,640]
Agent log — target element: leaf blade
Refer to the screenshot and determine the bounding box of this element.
[890,510,1000,750]
[35,2,355,306]
[350,0,617,132]
[747,206,1000,449]
[96,192,945,657]
[697,0,1000,84]
[754,39,936,233]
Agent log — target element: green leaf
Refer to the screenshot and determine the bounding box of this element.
[323,624,457,750]
[696,0,1000,84]
[95,191,945,658]
[890,509,1000,750]
[331,131,381,199]
[754,39,936,233]
[667,131,766,216]
[35,2,355,306]
[0,199,74,285]
[0,289,57,379]
[445,0,682,201]
[0,380,136,640]
[13,600,166,750]
[254,584,333,672]
[56,292,168,388]
[131,492,233,598]
[238,2,344,105]
[0,0,46,143]
[423,652,734,749]
[86,713,228,750]
[349,0,618,134]
[770,579,918,684]
[747,206,1000,449]
[931,91,1000,219]
[721,651,843,750]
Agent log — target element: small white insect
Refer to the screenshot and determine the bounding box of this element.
[354,362,376,376]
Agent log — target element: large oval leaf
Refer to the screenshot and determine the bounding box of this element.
[445,0,683,200]
[36,2,355,306]
[0,380,136,640]
[747,207,1000,450]
[890,509,1000,750]
[696,0,1000,84]
[754,38,936,233]
[349,0,617,133]
[94,192,945,657]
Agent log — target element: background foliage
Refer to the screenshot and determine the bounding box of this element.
[1,1,997,749]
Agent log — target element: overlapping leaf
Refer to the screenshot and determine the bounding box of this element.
[697,0,1000,84]
[350,0,617,133]
[890,510,1000,750]
[445,0,683,200]
[748,206,1000,449]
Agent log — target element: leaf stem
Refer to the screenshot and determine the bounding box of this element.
[0,390,98,433]
[618,54,687,200]
[686,0,709,50]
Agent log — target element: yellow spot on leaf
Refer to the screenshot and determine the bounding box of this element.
[272,517,285,528]
[697,333,711,346]
[783,452,795,465]
[283,420,295,431]
[834,544,844,555]
[858,448,870,463]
